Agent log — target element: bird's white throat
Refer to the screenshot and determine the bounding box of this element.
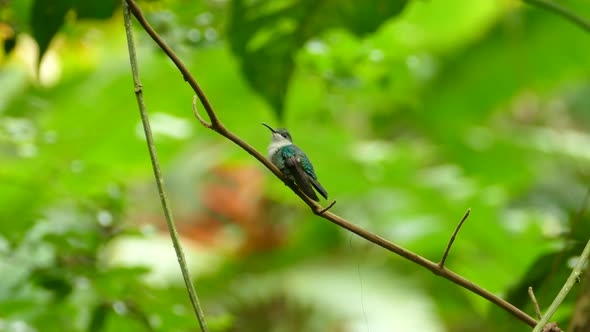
[267,140,292,159]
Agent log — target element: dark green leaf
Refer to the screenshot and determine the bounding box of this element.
[73,0,118,20]
[3,35,17,55]
[31,267,73,299]
[31,0,75,63]
[227,0,408,119]
[24,0,118,63]
[88,303,111,332]
[494,245,584,329]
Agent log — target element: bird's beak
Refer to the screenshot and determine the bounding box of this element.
[261,123,277,133]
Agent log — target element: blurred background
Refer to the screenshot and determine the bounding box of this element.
[1,0,590,331]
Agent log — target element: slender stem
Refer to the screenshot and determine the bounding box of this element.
[528,286,542,320]
[122,3,209,331]
[523,0,590,33]
[532,239,590,332]
[317,200,337,214]
[126,0,538,327]
[439,208,471,268]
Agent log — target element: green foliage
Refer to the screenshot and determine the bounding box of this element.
[31,0,74,64]
[1,0,119,62]
[1,0,590,331]
[227,0,408,119]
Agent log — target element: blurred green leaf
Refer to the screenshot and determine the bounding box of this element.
[3,35,17,55]
[31,0,74,63]
[227,0,408,119]
[73,0,118,20]
[0,0,33,53]
[2,0,590,331]
[30,267,73,299]
[88,303,110,332]
[30,0,118,63]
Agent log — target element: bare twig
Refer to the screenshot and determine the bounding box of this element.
[125,0,538,327]
[317,200,337,214]
[523,0,590,33]
[532,239,590,332]
[528,286,543,320]
[192,96,212,128]
[122,2,209,331]
[439,208,471,268]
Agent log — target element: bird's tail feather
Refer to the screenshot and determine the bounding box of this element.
[309,177,328,200]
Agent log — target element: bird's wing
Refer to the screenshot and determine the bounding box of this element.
[285,155,319,201]
[287,145,327,200]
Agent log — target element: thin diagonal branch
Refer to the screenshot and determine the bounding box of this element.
[523,0,590,33]
[122,2,209,331]
[126,0,537,327]
[532,239,590,332]
[528,286,543,320]
[125,0,220,128]
[439,208,471,268]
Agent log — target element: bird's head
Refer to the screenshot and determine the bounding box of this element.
[262,123,293,143]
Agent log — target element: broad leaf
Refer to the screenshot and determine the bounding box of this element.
[30,0,118,64]
[31,0,75,64]
[227,0,408,119]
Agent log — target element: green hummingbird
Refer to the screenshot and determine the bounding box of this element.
[262,123,328,202]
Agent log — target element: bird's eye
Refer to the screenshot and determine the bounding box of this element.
[282,134,288,138]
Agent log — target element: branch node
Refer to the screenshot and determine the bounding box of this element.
[316,200,336,214]
[134,83,143,93]
[438,208,471,268]
[528,286,542,320]
[192,96,212,128]
[540,322,562,332]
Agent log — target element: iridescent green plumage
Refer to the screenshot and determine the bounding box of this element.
[272,145,317,181]
[263,124,328,201]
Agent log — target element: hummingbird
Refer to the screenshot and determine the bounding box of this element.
[262,123,328,202]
